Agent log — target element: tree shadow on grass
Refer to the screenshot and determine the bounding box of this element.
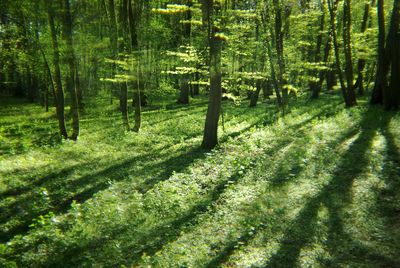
[374,112,400,263]
[38,110,330,267]
[119,116,331,266]
[0,144,207,243]
[265,108,398,268]
[41,164,253,267]
[203,109,353,268]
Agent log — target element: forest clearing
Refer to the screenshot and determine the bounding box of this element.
[1,0,400,267]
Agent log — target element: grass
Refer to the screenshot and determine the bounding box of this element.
[0,92,399,267]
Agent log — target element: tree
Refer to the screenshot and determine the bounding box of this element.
[370,0,387,104]
[273,0,289,110]
[370,0,400,110]
[47,1,68,139]
[384,0,400,109]
[61,0,80,140]
[201,0,223,149]
[354,0,376,96]
[327,0,356,107]
[342,0,357,106]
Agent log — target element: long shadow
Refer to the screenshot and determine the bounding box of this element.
[265,108,397,268]
[0,153,153,242]
[323,111,399,267]
[38,164,253,268]
[2,96,347,264]
[0,144,208,243]
[0,161,96,199]
[204,109,352,267]
[121,118,326,266]
[379,112,400,219]
[374,112,400,263]
[0,97,343,244]
[31,111,324,267]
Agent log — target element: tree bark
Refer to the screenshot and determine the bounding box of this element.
[61,0,80,140]
[47,2,68,139]
[342,0,357,106]
[328,0,349,106]
[310,0,326,99]
[128,0,142,132]
[201,0,222,150]
[273,0,288,110]
[354,0,375,96]
[250,80,261,107]
[384,0,400,110]
[178,76,190,104]
[119,0,131,130]
[371,0,387,104]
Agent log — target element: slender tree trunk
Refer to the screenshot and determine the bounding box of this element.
[193,71,200,96]
[343,0,357,106]
[328,0,349,106]
[250,80,261,107]
[355,0,375,95]
[119,0,131,130]
[371,0,387,104]
[201,0,222,150]
[316,32,332,93]
[310,0,326,99]
[47,2,68,139]
[107,0,118,105]
[128,0,142,132]
[177,0,192,103]
[75,66,83,109]
[132,61,142,132]
[178,75,190,104]
[384,0,400,110]
[273,0,288,110]
[266,37,283,107]
[62,0,80,140]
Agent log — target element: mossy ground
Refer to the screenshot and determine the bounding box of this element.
[0,93,399,267]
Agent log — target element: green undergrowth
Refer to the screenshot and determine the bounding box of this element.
[0,94,399,267]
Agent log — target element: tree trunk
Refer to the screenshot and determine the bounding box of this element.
[384,0,400,110]
[266,37,283,107]
[328,0,349,106]
[62,0,80,140]
[128,0,141,132]
[132,64,142,132]
[201,0,222,150]
[47,2,68,139]
[273,0,288,110]
[310,0,326,99]
[120,82,130,130]
[371,0,387,104]
[193,71,200,96]
[118,0,131,130]
[249,80,261,107]
[178,76,190,104]
[342,0,357,106]
[355,0,375,96]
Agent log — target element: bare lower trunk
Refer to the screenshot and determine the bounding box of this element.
[178,76,190,104]
[384,0,400,110]
[201,0,222,150]
[328,0,348,106]
[62,0,80,140]
[47,2,68,139]
[343,0,357,106]
[120,83,130,130]
[371,0,387,104]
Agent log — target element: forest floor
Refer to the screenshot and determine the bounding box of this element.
[1,93,400,267]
